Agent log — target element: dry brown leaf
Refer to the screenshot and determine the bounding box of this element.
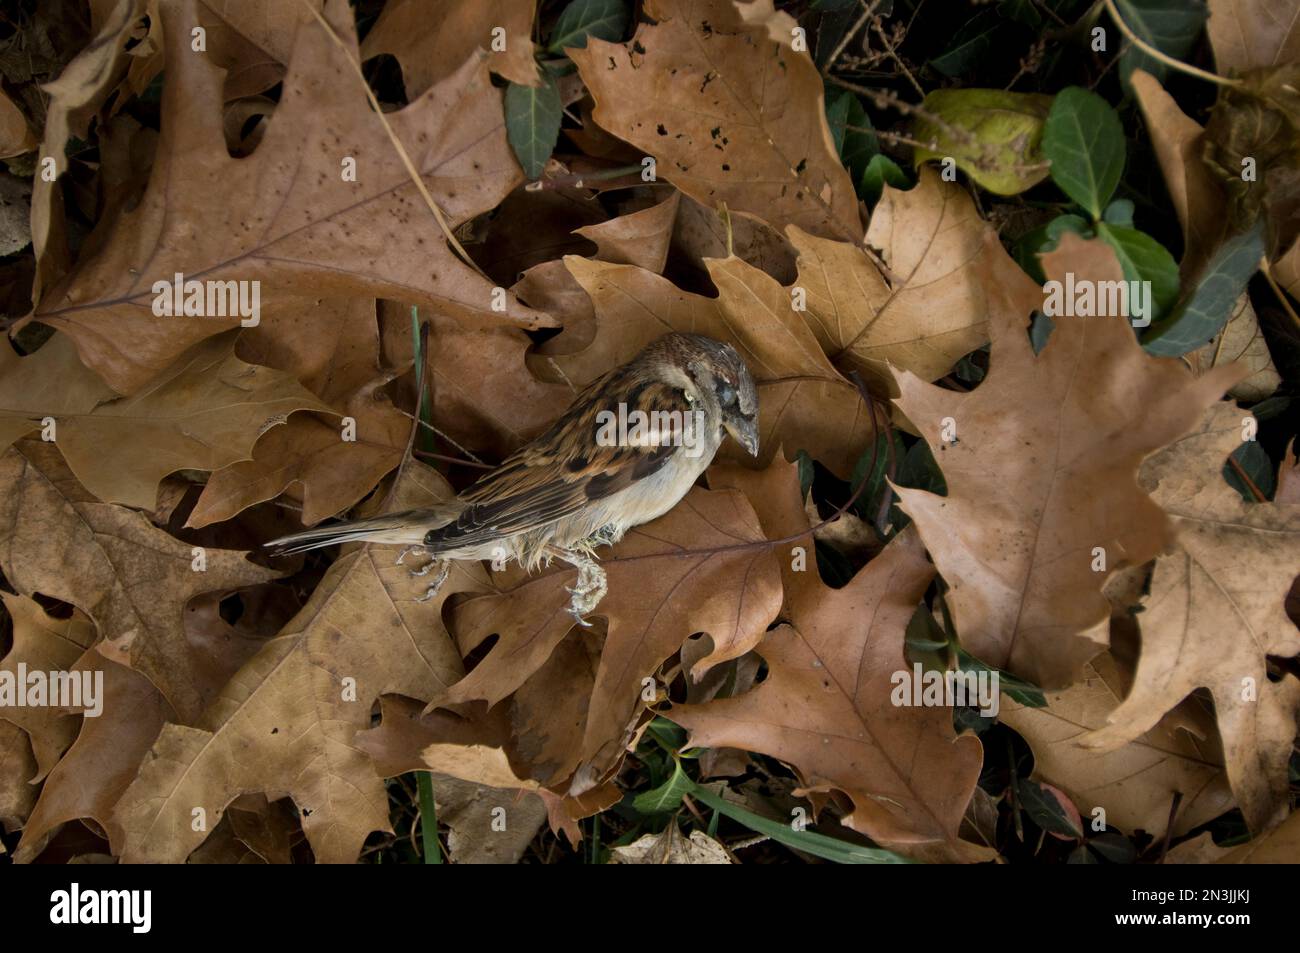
[0,720,37,832]
[13,650,171,862]
[438,483,782,793]
[794,168,1042,388]
[188,299,407,527]
[0,440,281,723]
[574,191,682,273]
[1130,70,1231,279]
[25,0,548,395]
[570,0,862,242]
[546,255,873,477]
[111,463,483,863]
[893,234,1245,689]
[1,330,332,510]
[1216,809,1300,862]
[28,0,143,303]
[361,0,540,96]
[0,593,97,782]
[1000,652,1233,839]
[1187,292,1281,400]
[610,826,733,864]
[1207,0,1300,74]
[0,89,36,157]
[670,193,798,284]
[1081,401,1300,833]
[674,457,992,863]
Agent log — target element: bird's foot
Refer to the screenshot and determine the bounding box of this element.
[414,561,450,603]
[396,545,427,566]
[561,555,607,629]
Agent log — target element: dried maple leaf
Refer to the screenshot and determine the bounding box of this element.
[0,440,280,723]
[112,463,485,863]
[574,191,682,273]
[1,330,331,510]
[546,255,873,477]
[437,483,782,794]
[793,168,1042,388]
[24,0,548,394]
[1207,0,1300,74]
[1081,401,1300,833]
[360,0,540,96]
[570,0,861,242]
[0,720,36,832]
[672,457,993,863]
[892,234,1245,689]
[0,593,97,782]
[188,299,407,528]
[1000,652,1233,839]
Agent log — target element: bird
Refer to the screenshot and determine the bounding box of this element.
[264,333,760,625]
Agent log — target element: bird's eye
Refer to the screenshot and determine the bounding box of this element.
[717,383,737,406]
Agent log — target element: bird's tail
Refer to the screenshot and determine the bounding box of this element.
[263,508,455,557]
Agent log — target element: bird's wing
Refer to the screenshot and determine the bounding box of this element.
[424,370,694,554]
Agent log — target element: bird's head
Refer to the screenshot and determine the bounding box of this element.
[673,335,760,457]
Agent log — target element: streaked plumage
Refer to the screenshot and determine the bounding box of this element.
[265,333,759,623]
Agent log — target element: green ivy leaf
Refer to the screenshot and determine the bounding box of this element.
[547,0,629,52]
[1042,86,1125,218]
[913,89,1052,195]
[1095,223,1180,320]
[858,153,909,205]
[1142,221,1265,356]
[504,75,562,180]
[1111,0,1208,90]
[825,89,879,182]
[930,9,1015,77]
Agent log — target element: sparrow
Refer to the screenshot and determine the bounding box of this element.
[265,333,760,624]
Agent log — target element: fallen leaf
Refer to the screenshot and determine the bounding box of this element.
[188,299,408,527]
[795,167,1043,388]
[25,0,548,395]
[1187,292,1281,400]
[1000,652,1234,839]
[360,0,540,95]
[112,463,482,863]
[574,191,682,273]
[1081,401,1300,833]
[610,826,733,863]
[893,234,1245,688]
[673,457,994,863]
[570,0,862,242]
[1207,0,1300,74]
[0,440,281,723]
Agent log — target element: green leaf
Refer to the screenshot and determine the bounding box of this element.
[1095,223,1180,321]
[888,438,946,532]
[1042,86,1126,218]
[1142,221,1265,356]
[1224,439,1276,501]
[930,10,1014,77]
[684,782,913,864]
[913,89,1053,195]
[956,646,1048,708]
[1103,198,1135,227]
[505,75,562,180]
[1014,213,1089,283]
[826,90,879,182]
[1111,0,1208,90]
[1016,778,1084,838]
[1029,311,1055,354]
[858,153,908,205]
[633,760,694,815]
[547,0,629,52]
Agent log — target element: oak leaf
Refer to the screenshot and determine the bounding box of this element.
[892,234,1245,689]
[25,0,548,394]
[0,440,280,723]
[1081,401,1300,833]
[112,463,484,863]
[672,457,993,863]
[569,0,862,242]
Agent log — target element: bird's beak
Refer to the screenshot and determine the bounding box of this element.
[726,417,760,457]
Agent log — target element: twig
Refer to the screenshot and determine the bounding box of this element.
[1156,791,1183,863]
[821,0,885,77]
[1228,455,1268,503]
[297,1,491,278]
[1262,260,1300,332]
[1102,0,1240,88]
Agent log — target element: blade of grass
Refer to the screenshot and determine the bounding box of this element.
[417,770,441,864]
